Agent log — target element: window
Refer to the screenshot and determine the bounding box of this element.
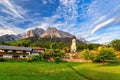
[12,55,19,58]
[23,56,26,58]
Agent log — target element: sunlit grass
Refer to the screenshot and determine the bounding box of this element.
[70,63,120,80]
[0,62,87,80]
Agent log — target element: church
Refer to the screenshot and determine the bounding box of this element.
[71,36,77,52]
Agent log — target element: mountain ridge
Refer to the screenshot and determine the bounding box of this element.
[0,27,87,43]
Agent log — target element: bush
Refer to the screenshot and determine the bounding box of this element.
[26,56,33,62]
[54,56,61,63]
[115,51,120,59]
[59,50,66,57]
[26,54,43,62]
[0,58,6,62]
[109,40,120,51]
[95,47,117,64]
[82,49,96,61]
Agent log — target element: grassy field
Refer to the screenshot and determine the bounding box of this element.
[0,62,120,80]
[69,62,120,80]
[0,62,87,80]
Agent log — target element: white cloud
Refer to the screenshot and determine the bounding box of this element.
[41,0,48,4]
[0,29,16,35]
[0,0,27,36]
[41,0,55,4]
[92,18,115,34]
[90,1,120,35]
[59,0,68,7]
[0,0,24,18]
[0,21,24,36]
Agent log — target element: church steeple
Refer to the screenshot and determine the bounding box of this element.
[71,35,77,52]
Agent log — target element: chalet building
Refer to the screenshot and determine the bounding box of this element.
[32,48,45,56]
[0,45,32,59]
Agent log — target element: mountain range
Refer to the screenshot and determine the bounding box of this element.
[24,27,73,38]
[0,27,87,43]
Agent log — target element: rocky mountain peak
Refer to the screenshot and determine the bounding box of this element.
[40,27,61,38]
[24,28,44,38]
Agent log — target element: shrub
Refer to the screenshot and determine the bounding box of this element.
[82,49,96,61]
[109,40,120,51]
[115,51,120,59]
[26,56,33,62]
[54,56,61,63]
[95,47,117,64]
[26,54,44,62]
[59,50,66,57]
[0,58,6,62]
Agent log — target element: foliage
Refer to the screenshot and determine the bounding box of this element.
[95,47,117,63]
[54,56,61,63]
[0,58,6,62]
[88,43,101,50]
[109,40,120,51]
[26,56,33,62]
[82,47,117,63]
[26,54,44,62]
[45,49,55,55]
[82,49,97,61]
[32,55,43,61]
[77,44,88,51]
[4,38,36,47]
[59,50,66,57]
[115,51,120,59]
[82,49,91,60]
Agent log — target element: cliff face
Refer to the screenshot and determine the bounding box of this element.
[24,28,45,38]
[40,27,72,38]
[0,27,87,44]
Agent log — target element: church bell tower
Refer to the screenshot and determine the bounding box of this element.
[71,36,77,52]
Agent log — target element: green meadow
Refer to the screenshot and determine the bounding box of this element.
[0,62,120,80]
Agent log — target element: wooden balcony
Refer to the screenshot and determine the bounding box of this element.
[0,52,29,56]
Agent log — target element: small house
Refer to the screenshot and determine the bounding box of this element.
[31,48,45,56]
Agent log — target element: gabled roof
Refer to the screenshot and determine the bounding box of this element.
[0,45,32,51]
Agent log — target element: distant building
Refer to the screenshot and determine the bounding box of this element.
[32,48,45,56]
[71,36,77,52]
[0,45,32,59]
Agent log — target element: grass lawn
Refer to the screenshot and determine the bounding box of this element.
[0,62,120,80]
[69,62,120,80]
[0,62,87,80]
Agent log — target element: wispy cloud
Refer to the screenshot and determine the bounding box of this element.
[90,2,120,34]
[92,18,115,34]
[0,0,27,36]
[0,0,24,18]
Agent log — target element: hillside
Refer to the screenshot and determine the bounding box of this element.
[0,37,86,49]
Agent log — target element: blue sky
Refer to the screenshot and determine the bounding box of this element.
[0,0,120,44]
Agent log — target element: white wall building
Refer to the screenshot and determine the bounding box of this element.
[71,36,77,52]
